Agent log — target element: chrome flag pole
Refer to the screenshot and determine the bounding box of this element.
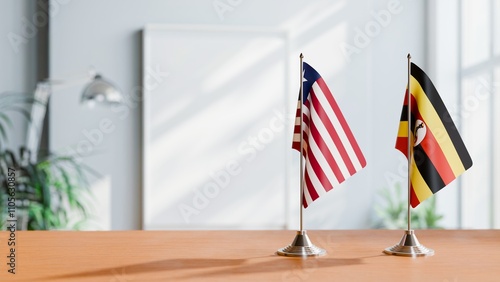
[299,52,305,233]
[277,53,326,257]
[383,54,434,257]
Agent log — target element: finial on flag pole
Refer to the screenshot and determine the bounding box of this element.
[277,53,326,257]
[384,54,434,257]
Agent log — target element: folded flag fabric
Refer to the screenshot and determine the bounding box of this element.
[396,62,473,208]
[293,62,366,208]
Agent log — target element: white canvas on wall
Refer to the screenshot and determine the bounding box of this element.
[142,25,291,229]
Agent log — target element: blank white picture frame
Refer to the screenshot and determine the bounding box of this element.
[142,24,291,229]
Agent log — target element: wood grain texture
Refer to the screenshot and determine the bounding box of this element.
[0,230,499,281]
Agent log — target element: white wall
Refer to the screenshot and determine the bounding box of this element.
[0,0,38,150]
[428,0,499,229]
[49,0,426,230]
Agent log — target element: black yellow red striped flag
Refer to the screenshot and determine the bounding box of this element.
[396,63,472,208]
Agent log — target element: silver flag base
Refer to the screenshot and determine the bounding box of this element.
[384,230,434,257]
[277,230,326,257]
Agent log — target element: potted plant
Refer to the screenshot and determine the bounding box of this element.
[0,92,94,230]
[373,182,444,229]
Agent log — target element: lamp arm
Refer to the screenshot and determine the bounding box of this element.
[25,69,121,161]
[26,68,96,160]
[43,68,96,91]
[25,82,51,162]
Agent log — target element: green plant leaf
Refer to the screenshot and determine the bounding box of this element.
[0,93,92,230]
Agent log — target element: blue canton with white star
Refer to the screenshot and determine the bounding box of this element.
[302,62,321,103]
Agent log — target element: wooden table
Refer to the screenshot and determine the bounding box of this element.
[0,230,499,281]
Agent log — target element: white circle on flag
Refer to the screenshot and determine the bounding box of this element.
[414,119,426,147]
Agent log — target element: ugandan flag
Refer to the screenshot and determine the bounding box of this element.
[396,63,473,208]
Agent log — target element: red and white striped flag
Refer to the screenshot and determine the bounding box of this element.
[293,62,366,208]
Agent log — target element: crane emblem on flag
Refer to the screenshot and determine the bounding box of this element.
[413,120,426,147]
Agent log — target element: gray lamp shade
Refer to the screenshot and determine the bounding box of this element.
[81,74,122,105]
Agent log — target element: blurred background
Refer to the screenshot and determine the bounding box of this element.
[0,0,498,230]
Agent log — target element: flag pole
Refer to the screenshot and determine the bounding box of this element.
[299,53,304,232]
[277,53,325,257]
[406,53,412,232]
[383,53,434,257]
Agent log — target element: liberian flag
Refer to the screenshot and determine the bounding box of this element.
[293,62,366,208]
[396,62,473,207]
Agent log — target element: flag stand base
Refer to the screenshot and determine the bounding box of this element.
[277,230,326,257]
[383,230,434,257]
